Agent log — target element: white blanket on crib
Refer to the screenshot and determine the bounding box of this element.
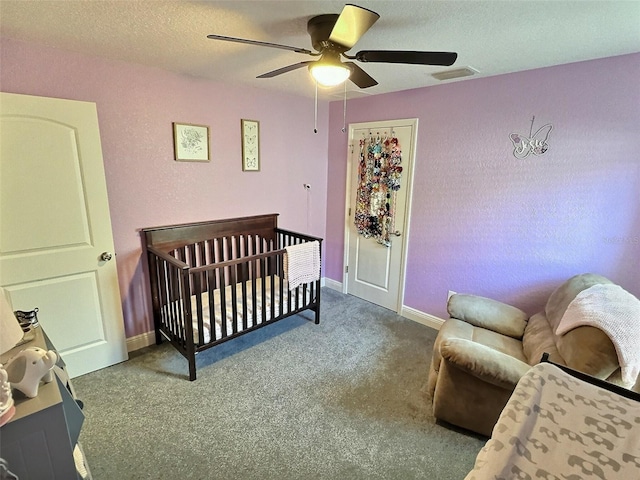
[188,276,305,344]
[284,241,320,290]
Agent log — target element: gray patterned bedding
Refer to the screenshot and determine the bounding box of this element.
[465,362,640,480]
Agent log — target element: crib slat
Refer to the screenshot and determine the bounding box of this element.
[217,236,225,265]
[279,254,285,316]
[219,266,228,338]
[156,258,167,329]
[240,262,248,331]
[251,258,258,327]
[269,256,276,320]
[229,264,238,334]
[198,241,207,289]
[226,236,233,261]
[176,246,186,264]
[169,267,179,329]
[157,260,167,336]
[165,262,176,338]
[248,237,255,278]
[187,243,196,267]
[287,258,293,313]
[178,265,187,346]
[162,282,169,335]
[169,265,179,342]
[192,274,205,346]
[207,240,217,290]
[260,257,267,324]
[171,264,184,345]
[206,268,217,341]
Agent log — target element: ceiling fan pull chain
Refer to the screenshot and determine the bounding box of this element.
[314,80,318,134]
[342,81,347,133]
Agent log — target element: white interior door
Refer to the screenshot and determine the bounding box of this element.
[344,118,417,311]
[0,92,128,378]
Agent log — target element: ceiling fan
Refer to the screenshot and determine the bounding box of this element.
[207,3,457,89]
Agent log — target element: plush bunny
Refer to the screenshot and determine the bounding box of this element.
[4,347,57,398]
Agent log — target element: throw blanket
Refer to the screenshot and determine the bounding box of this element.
[465,363,640,480]
[556,284,640,387]
[283,241,320,290]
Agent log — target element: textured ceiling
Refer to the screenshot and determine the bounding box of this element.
[1,0,639,99]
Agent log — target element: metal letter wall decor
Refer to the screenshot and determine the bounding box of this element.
[510,116,553,159]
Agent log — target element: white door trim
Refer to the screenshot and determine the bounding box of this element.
[342,118,418,313]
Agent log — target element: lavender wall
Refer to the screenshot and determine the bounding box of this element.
[3,35,638,334]
[1,37,329,338]
[327,54,640,318]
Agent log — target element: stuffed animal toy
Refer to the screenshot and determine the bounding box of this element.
[4,347,57,398]
[0,364,15,426]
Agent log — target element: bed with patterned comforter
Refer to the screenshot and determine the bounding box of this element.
[465,362,640,480]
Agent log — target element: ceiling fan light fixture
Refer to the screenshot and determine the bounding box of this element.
[309,63,351,86]
[308,52,351,87]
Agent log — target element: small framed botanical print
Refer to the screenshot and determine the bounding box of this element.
[173,122,210,162]
[241,119,260,171]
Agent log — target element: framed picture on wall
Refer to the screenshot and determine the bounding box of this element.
[173,122,210,162]
[241,119,260,171]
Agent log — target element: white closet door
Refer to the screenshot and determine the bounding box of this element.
[1,92,128,377]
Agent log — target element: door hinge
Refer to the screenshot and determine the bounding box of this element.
[348,207,351,216]
[345,265,349,273]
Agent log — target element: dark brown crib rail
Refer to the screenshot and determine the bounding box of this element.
[142,214,322,380]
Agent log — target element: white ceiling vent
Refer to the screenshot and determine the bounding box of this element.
[432,67,479,81]
[327,89,376,101]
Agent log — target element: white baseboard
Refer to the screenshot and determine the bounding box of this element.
[323,277,343,292]
[400,305,445,330]
[322,277,443,329]
[126,331,155,352]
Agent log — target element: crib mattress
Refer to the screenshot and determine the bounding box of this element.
[186,276,307,344]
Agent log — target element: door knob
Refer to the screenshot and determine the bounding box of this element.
[101,252,113,262]
[393,230,402,237]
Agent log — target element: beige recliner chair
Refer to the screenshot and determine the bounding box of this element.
[427,273,639,436]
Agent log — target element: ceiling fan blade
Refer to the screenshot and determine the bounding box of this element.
[329,4,380,49]
[344,62,378,88]
[257,61,314,78]
[355,50,458,66]
[207,34,313,55]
